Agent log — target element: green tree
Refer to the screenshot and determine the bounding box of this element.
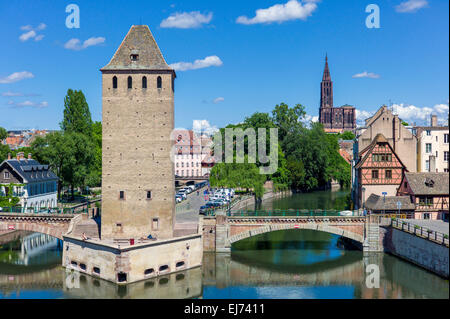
[60,89,93,136]
[271,103,306,148]
[31,132,70,199]
[86,121,102,187]
[0,127,7,141]
[339,131,355,140]
[0,127,9,161]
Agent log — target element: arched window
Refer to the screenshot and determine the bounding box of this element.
[112,76,118,89]
[157,76,162,89]
[128,76,132,89]
[142,76,147,89]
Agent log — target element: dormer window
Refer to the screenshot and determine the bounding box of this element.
[130,54,139,61]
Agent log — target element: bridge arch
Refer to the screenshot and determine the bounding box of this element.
[0,222,65,240]
[228,223,364,246]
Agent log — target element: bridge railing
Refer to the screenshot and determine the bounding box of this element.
[391,219,449,246]
[225,209,363,217]
[0,206,87,215]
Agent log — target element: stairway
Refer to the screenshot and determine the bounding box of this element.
[364,216,381,252]
[72,218,101,239]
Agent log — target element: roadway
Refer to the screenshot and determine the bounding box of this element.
[175,187,209,223]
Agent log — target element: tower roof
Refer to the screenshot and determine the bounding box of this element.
[101,25,173,72]
[322,54,331,81]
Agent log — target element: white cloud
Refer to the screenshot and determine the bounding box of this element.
[192,120,219,135]
[20,25,33,31]
[352,71,380,79]
[19,23,46,42]
[0,71,34,84]
[7,100,48,108]
[213,97,225,104]
[1,91,40,97]
[302,113,319,126]
[36,23,47,31]
[64,37,106,50]
[356,102,449,126]
[19,30,36,42]
[393,103,449,125]
[160,11,213,29]
[236,0,318,25]
[356,109,374,125]
[396,0,428,13]
[170,55,223,71]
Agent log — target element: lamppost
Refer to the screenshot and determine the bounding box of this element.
[361,187,366,213]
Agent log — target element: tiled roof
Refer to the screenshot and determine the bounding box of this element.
[1,159,58,183]
[365,194,415,211]
[404,172,449,195]
[101,25,173,72]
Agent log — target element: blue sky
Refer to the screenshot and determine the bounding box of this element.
[0,0,448,131]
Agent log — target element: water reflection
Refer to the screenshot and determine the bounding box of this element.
[0,229,448,299]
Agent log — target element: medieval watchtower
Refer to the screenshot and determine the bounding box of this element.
[100,25,176,240]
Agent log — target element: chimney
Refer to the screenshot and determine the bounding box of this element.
[7,153,11,160]
[431,114,438,127]
[16,152,24,160]
[28,153,32,160]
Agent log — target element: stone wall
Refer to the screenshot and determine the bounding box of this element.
[63,232,203,284]
[382,227,449,278]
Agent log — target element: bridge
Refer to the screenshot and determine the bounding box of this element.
[0,213,81,240]
[175,176,208,187]
[202,212,380,253]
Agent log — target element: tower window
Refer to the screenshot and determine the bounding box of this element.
[112,76,118,89]
[119,191,125,200]
[146,190,152,200]
[130,54,139,61]
[157,76,162,89]
[142,76,147,89]
[128,76,132,89]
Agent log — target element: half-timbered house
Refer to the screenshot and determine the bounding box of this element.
[397,172,449,221]
[355,134,407,208]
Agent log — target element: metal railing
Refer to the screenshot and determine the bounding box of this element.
[226,209,363,217]
[391,219,449,246]
[0,206,88,215]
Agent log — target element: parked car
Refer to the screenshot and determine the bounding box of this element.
[175,196,182,203]
[177,192,187,200]
[339,210,354,216]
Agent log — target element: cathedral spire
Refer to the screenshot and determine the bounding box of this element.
[322,54,331,81]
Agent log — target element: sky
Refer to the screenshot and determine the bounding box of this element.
[0,0,448,132]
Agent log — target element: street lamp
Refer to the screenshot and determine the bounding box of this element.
[361,187,366,212]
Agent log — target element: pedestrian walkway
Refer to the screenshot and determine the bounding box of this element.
[399,219,449,235]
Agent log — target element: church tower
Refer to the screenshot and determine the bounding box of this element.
[100,25,176,240]
[319,55,333,129]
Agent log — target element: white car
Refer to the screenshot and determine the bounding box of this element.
[339,210,354,216]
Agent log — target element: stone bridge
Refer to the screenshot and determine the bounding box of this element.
[203,214,376,252]
[0,213,81,240]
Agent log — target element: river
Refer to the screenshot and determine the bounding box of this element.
[0,190,448,299]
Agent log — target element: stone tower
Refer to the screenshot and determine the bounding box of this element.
[100,25,176,240]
